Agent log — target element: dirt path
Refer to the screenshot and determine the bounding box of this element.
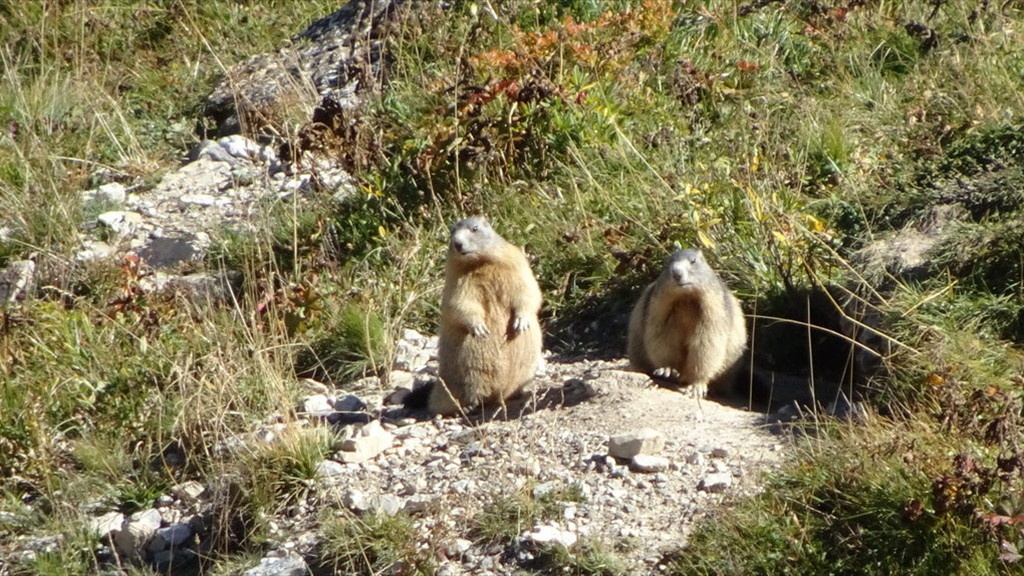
[325,356,788,574]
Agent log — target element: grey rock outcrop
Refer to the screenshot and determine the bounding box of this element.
[204,0,399,137]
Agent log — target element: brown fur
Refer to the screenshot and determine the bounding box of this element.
[429,217,543,415]
[627,248,747,398]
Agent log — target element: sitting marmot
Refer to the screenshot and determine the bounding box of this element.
[408,216,543,416]
[627,248,747,398]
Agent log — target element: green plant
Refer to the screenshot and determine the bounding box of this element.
[529,538,628,576]
[472,482,585,546]
[319,511,435,575]
[672,421,1004,576]
[245,424,340,508]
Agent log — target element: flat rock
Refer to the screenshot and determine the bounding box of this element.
[342,488,369,512]
[89,512,125,539]
[608,429,665,460]
[337,420,393,464]
[698,472,733,493]
[314,459,347,479]
[403,495,434,514]
[113,508,162,557]
[300,394,334,415]
[77,240,116,261]
[630,455,671,473]
[242,553,310,576]
[522,524,578,548]
[366,494,402,516]
[97,210,143,236]
[219,135,262,159]
[444,538,473,558]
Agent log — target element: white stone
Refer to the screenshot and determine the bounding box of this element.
[393,338,432,371]
[522,524,578,548]
[387,370,416,389]
[367,494,402,516]
[156,157,233,196]
[608,429,665,459]
[401,328,425,342]
[76,240,115,261]
[89,512,124,539]
[96,182,127,203]
[403,495,434,514]
[259,146,278,164]
[97,210,143,236]
[532,481,558,499]
[629,455,671,473]
[218,135,261,159]
[338,421,394,464]
[444,538,473,558]
[698,472,733,493]
[300,378,330,395]
[315,459,346,479]
[114,508,162,556]
[343,489,369,512]
[179,193,218,207]
[82,182,127,204]
[301,394,334,415]
[242,553,309,576]
[194,140,233,163]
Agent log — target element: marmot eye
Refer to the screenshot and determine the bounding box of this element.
[471,226,479,232]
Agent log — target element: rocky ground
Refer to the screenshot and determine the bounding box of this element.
[46,331,789,575]
[296,334,787,574]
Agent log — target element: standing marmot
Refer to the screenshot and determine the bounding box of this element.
[418,216,543,416]
[627,248,747,398]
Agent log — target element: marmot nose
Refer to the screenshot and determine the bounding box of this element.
[453,239,465,253]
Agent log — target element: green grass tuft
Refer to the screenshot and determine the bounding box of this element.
[319,511,436,575]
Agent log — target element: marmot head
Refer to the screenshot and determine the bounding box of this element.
[666,248,706,288]
[449,216,497,259]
